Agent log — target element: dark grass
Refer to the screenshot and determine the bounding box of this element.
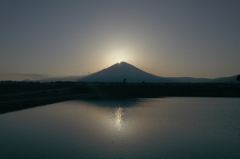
[0,81,240,114]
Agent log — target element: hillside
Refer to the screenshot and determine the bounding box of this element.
[80,62,170,83]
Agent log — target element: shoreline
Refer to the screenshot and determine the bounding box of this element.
[1,82,239,114]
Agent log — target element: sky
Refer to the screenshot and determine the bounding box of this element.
[1,0,240,80]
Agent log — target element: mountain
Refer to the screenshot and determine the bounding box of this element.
[79,62,239,83]
[167,77,213,83]
[79,62,170,83]
[165,75,239,83]
[40,75,85,82]
[1,63,238,83]
[211,74,239,83]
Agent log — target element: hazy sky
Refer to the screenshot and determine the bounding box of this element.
[1,0,240,80]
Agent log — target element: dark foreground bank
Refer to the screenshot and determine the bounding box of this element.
[0,81,240,114]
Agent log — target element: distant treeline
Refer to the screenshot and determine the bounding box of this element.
[0,81,239,114]
[1,81,240,96]
[72,82,240,98]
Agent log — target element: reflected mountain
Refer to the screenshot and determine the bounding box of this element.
[1,98,239,158]
[73,99,150,131]
[76,98,147,108]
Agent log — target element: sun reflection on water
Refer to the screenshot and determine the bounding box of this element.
[115,107,124,131]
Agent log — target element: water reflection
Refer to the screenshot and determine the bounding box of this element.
[1,98,240,159]
[77,99,144,132]
[78,98,144,108]
[115,107,124,131]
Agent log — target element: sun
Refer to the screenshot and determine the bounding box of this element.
[105,48,132,66]
[112,49,129,63]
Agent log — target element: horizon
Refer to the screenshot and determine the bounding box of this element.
[1,0,240,80]
[0,61,239,81]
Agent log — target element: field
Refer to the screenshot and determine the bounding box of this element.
[1,81,240,114]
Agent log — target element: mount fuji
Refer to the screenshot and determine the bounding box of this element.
[79,62,170,83]
[78,62,239,83]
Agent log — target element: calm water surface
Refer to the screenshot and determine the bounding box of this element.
[0,97,240,159]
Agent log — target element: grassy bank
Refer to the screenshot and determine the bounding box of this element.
[1,81,240,114]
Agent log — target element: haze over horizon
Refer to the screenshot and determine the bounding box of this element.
[1,0,240,80]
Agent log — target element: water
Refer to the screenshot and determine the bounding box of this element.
[0,97,240,159]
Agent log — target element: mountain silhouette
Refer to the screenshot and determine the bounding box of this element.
[211,74,240,83]
[79,62,169,83]
[78,62,239,83]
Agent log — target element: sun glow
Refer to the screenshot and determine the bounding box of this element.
[107,48,132,65]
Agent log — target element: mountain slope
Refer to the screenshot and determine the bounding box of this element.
[79,62,169,83]
[211,74,239,83]
[79,62,239,83]
[167,77,213,83]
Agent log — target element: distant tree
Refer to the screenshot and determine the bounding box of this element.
[236,75,240,83]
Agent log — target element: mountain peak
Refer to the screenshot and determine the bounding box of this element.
[118,61,128,64]
[113,61,133,66]
[110,61,136,68]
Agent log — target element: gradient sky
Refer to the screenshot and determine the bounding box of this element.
[1,0,240,80]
